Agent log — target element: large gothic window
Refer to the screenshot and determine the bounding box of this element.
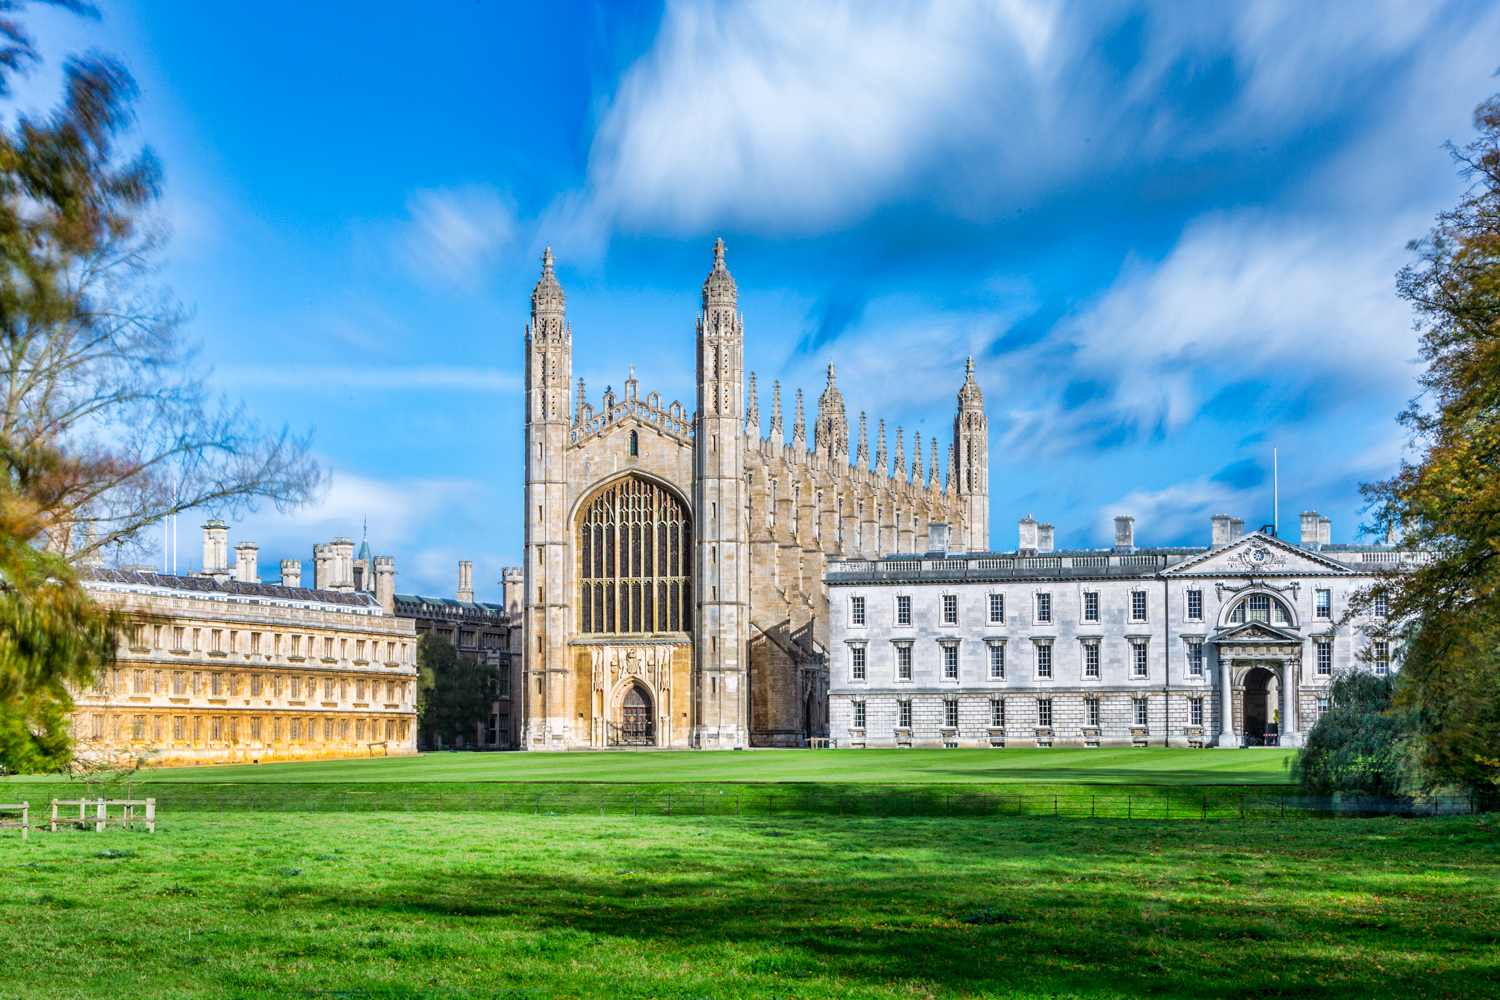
[579,476,691,634]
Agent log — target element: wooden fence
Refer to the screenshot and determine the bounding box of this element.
[0,802,28,841]
[49,798,156,833]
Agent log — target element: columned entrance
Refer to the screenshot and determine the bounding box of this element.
[1210,622,1305,748]
[1242,666,1276,746]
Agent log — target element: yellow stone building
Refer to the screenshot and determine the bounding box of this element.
[73,550,419,765]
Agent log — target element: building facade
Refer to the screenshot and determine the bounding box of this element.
[828,512,1407,749]
[71,524,420,765]
[395,562,522,749]
[522,242,989,749]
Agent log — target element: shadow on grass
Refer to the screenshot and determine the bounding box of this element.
[260,816,1497,999]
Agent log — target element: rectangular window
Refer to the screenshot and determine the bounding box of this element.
[210,673,223,697]
[324,718,333,740]
[173,716,185,740]
[1314,639,1333,675]
[250,632,261,655]
[291,635,301,657]
[1187,589,1203,620]
[356,639,367,660]
[250,674,262,696]
[192,628,202,651]
[943,644,959,679]
[1316,589,1331,619]
[943,594,958,625]
[172,626,185,649]
[991,698,1004,727]
[1134,698,1148,727]
[251,717,262,740]
[324,677,334,700]
[211,716,223,741]
[1133,642,1148,678]
[1317,697,1329,720]
[1373,593,1389,617]
[171,671,186,696]
[898,700,912,729]
[324,637,334,659]
[1086,697,1100,728]
[1187,640,1204,677]
[1373,640,1390,675]
[1036,642,1052,678]
[851,645,866,680]
[192,716,202,741]
[989,593,1004,624]
[133,669,146,694]
[851,596,866,626]
[896,595,911,626]
[291,718,302,741]
[229,631,238,654]
[896,643,912,680]
[1131,591,1147,622]
[128,715,141,740]
[1190,697,1204,727]
[291,676,302,699]
[1084,642,1100,678]
[988,643,1005,679]
[944,700,958,728]
[1037,698,1052,727]
[1083,591,1099,623]
[852,701,866,729]
[1035,592,1052,623]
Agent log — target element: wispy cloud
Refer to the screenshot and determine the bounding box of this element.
[396,185,516,290]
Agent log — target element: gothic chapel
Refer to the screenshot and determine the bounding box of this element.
[522,240,989,749]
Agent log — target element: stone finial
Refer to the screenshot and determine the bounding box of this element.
[792,389,807,450]
[912,434,924,487]
[701,236,737,309]
[945,443,956,495]
[875,419,887,475]
[958,355,984,410]
[532,248,565,314]
[856,413,869,470]
[814,363,849,462]
[746,372,760,436]
[769,380,783,441]
[575,377,586,422]
[930,437,939,490]
[893,425,906,480]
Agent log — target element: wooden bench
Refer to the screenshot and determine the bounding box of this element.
[50,798,155,833]
[0,802,29,841]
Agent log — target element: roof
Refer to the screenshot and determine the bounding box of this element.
[392,593,509,621]
[82,568,386,613]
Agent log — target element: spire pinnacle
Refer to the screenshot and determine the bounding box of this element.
[856,412,869,469]
[893,426,906,480]
[792,388,807,448]
[769,380,783,441]
[746,372,760,433]
[875,418,887,475]
[958,355,984,409]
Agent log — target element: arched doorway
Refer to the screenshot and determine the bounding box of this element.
[616,685,653,746]
[1243,667,1275,745]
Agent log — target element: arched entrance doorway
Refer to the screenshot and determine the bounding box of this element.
[1243,666,1275,746]
[613,685,654,746]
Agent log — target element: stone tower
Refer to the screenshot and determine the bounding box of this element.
[954,356,989,551]
[693,238,750,747]
[523,248,573,747]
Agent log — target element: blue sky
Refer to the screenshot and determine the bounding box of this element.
[15,1,1500,600]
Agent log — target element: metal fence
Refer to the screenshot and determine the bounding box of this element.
[124,786,1498,821]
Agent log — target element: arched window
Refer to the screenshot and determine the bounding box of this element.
[1229,593,1292,625]
[579,476,691,634]
[629,430,638,457]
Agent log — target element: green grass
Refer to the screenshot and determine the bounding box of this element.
[2,746,1301,786]
[4,809,1497,999]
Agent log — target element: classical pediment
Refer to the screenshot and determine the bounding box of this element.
[1211,620,1304,645]
[1163,532,1353,578]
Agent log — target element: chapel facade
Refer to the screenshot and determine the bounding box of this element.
[521,241,989,749]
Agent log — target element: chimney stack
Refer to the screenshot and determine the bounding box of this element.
[1113,515,1135,553]
[331,538,355,592]
[312,543,333,590]
[374,556,396,612]
[457,560,474,603]
[1018,516,1038,556]
[927,521,950,556]
[1300,511,1321,550]
[1211,514,1245,546]
[1319,516,1331,547]
[1037,523,1054,553]
[280,559,302,588]
[1229,517,1244,540]
[234,541,258,583]
[502,567,523,619]
[202,519,229,578]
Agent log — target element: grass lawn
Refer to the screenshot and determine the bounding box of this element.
[4,809,1497,999]
[2,746,1300,787]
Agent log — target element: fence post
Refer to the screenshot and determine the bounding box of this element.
[21,802,28,841]
[1091,794,1095,818]
[146,798,155,834]
[535,793,541,815]
[50,799,58,833]
[1054,794,1058,817]
[343,792,348,813]
[96,798,106,833]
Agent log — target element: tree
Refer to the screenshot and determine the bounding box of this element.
[0,3,324,772]
[1358,93,1500,793]
[416,633,498,748]
[1293,672,1426,796]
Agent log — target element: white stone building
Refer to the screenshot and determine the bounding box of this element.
[828,513,1409,749]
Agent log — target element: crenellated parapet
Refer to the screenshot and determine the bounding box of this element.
[569,370,695,448]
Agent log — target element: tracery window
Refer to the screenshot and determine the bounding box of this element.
[579,476,691,634]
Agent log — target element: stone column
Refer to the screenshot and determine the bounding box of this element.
[1281,658,1297,747]
[1217,655,1235,747]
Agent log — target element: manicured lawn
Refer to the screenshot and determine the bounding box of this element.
[3,746,1300,786]
[4,809,1496,999]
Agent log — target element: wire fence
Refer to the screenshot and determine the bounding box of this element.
[114,786,1498,821]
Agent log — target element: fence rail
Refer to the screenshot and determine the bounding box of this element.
[49,798,156,833]
[0,801,28,840]
[112,787,1496,822]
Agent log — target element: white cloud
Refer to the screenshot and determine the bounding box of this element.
[397,185,515,290]
[1098,478,1244,548]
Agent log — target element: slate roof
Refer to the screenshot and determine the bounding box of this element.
[83,567,385,611]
